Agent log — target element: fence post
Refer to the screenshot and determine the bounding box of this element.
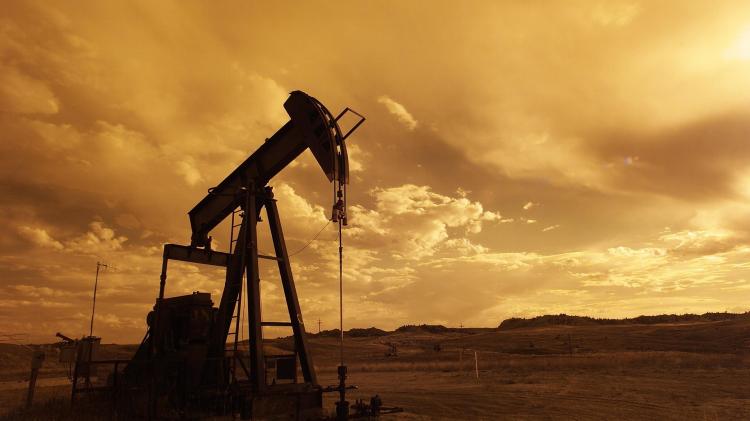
[26,350,45,408]
[71,353,80,405]
[474,351,479,380]
[113,361,118,416]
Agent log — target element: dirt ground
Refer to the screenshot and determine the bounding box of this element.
[4,363,747,420]
[2,320,749,419]
[320,364,750,420]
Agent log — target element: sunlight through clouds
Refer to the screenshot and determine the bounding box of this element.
[2,0,750,341]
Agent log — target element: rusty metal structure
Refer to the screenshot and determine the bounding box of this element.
[113,90,364,419]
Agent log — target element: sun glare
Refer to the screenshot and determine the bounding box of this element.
[724,26,750,61]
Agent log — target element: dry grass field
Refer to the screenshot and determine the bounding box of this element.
[2,318,749,420]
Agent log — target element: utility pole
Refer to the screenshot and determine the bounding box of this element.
[89,262,109,337]
[318,318,322,334]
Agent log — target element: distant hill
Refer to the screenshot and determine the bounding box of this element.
[310,324,494,339]
[313,327,388,338]
[310,313,750,339]
[395,324,451,334]
[498,312,750,330]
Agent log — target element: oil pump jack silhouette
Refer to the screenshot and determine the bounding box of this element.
[123,91,364,419]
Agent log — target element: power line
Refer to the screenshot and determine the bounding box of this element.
[288,220,331,257]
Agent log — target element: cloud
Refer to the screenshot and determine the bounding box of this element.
[346,144,367,173]
[13,285,74,298]
[590,2,641,28]
[365,184,503,258]
[2,1,750,340]
[415,224,750,323]
[591,112,750,201]
[377,95,418,130]
[17,226,64,250]
[348,205,388,236]
[0,65,59,114]
[659,229,737,257]
[261,183,506,327]
[67,221,128,254]
[523,202,535,210]
[440,238,488,256]
[177,157,204,186]
[273,184,329,233]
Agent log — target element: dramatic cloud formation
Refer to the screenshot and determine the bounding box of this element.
[1,1,750,342]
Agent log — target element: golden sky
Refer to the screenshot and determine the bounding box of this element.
[2,1,750,342]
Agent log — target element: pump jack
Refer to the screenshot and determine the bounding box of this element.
[120,91,364,419]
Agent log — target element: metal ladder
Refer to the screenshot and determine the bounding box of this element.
[227,209,245,379]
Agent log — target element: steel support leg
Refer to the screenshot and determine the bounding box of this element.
[264,187,318,385]
[245,189,265,391]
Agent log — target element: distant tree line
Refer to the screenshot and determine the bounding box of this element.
[498,311,750,330]
[305,313,750,337]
